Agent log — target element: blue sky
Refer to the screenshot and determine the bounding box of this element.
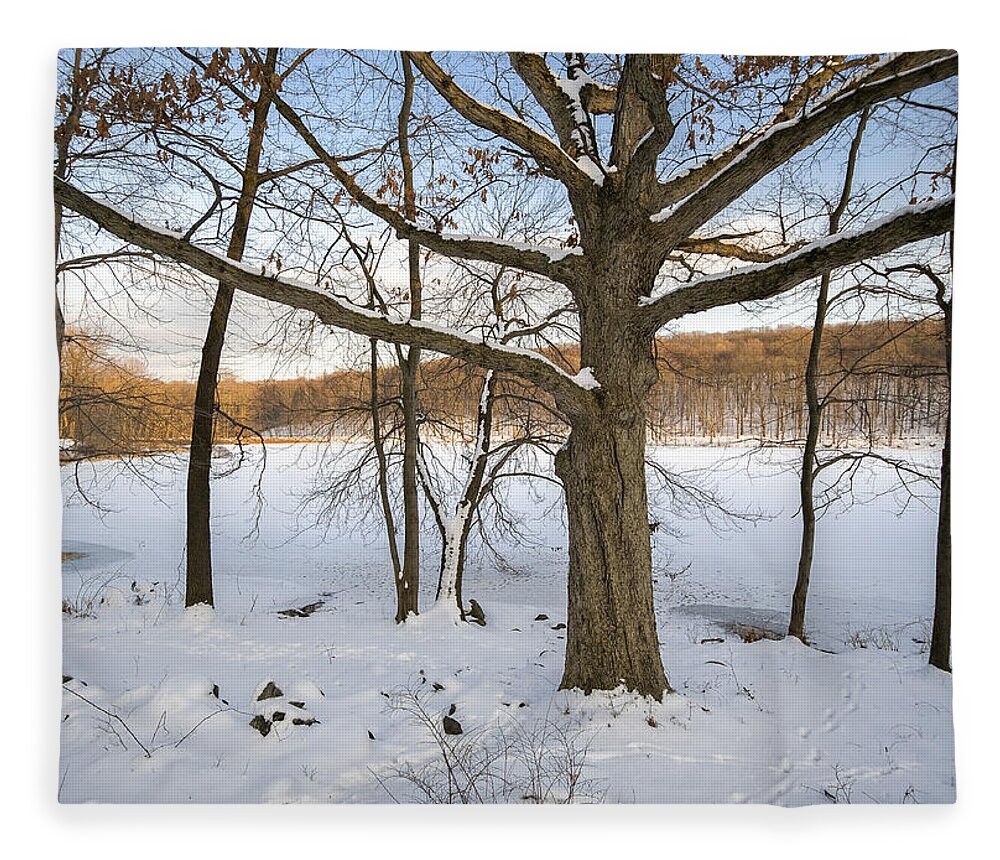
[56,50,956,381]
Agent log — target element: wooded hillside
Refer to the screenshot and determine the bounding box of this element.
[60,318,946,457]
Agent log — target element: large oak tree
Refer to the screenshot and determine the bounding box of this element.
[55,50,956,698]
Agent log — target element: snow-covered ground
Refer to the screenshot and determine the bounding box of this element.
[59,444,954,804]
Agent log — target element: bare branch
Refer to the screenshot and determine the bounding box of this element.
[638,196,954,332]
[650,51,957,241]
[675,236,791,263]
[54,178,595,416]
[267,87,585,285]
[407,51,595,194]
[508,53,586,157]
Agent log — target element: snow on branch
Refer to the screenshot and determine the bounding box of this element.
[637,196,955,332]
[407,52,596,194]
[649,51,957,241]
[54,178,596,416]
[508,53,607,185]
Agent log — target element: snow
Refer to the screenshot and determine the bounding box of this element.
[574,155,606,185]
[60,443,953,804]
[553,70,607,186]
[571,366,600,390]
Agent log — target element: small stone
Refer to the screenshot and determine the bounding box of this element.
[534,614,549,622]
[551,623,566,630]
[443,715,463,735]
[62,675,72,684]
[257,682,283,701]
[468,599,486,626]
[292,717,318,726]
[211,684,220,698]
[432,682,445,692]
[272,711,286,722]
[289,701,305,709]
[249,715,272,737]
[368,730,375,740]
[277,600,325,619]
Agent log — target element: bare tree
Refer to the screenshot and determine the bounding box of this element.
[877,263,951,669]
[183,49,279,607]
[788,108,870,640]
[55,50,956,697]
[396,52,423,621]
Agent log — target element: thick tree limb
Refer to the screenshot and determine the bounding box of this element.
[407,51,594,194]
[511,52,617,117]
[637,196,954,332]
[614,54,677,187]
[675,237,790,263]
[54,178,594,416]
[267,89,586,285]
[581,80,617,115]
[650,51,957,243]
[508,52,589,158]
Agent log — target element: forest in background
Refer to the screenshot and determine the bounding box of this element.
[59,317,946,458]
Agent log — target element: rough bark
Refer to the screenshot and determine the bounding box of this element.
[556,249,670,698]
[555,374,669,698]
[185,49,277,607]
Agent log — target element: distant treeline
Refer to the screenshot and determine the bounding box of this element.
[59,319,946,457]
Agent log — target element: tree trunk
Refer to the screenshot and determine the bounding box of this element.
[554,289,669,698]
[395,53,421,622]
[930,263,952,671]
[788,109,867,640]
[54,48,84,370]
[185,281,236,607]
[788,271,828,641]
[435,369,496,615]
[370,343,403,586]
[397,333,421,622]
[556,404,670,699]
[929,413,951,670]
[185,49,277,608]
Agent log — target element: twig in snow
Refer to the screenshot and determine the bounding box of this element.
[63,686,151,757]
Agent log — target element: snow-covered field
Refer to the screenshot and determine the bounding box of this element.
[59,444,954,804]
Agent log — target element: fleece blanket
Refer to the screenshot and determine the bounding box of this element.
[56,48,956,804]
